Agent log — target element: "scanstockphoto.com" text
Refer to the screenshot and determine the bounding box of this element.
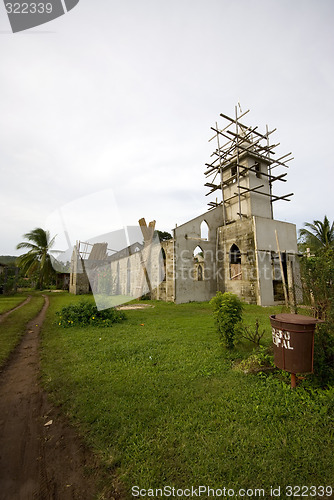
[131,484,333,498]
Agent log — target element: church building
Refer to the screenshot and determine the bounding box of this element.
[70,107,301,307]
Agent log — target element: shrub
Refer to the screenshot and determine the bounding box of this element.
[239,319,265,346]
[56,300,126,328]
[312,319,334,387]
[299,247,334,386]
[210,292,243,349]
[300,248,334,320]
[234,345,274,374]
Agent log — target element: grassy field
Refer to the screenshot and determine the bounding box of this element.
[0,293,29,314]
[0,293,45,367]
[40,293,334,499]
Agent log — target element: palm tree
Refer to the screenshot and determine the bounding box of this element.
[16,228,56,289]
[299,215,334,252]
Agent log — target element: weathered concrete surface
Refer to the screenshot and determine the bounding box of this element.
[69,149,301,306]
[218,217,258,304]
[173,206,225,304]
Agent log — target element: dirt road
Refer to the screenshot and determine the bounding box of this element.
[0,295,31,323]
[0,295,108,500]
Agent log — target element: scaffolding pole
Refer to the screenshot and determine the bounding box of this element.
[204,106,294,217]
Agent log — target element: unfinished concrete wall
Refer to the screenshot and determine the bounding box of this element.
[173,206,225,304]
[222,152,272,221]
[70,236,172,301]
[69,214,301,307]
[218,217,258,304]
[152,239,175,302]
[69,246,90,294]
[107,240,165,300]
[108,247,144,298]
[253,216,301,306]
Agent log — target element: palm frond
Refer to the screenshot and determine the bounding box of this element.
[16,241,40,251]
[16,227,57,288]
[299,215,334,252]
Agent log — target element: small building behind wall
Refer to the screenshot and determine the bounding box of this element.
[69,242,108,295]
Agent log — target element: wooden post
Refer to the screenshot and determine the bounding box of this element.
[291,373,297,389]
[275,230,289,309]
[287,258,297,313]
[138,218,156,299]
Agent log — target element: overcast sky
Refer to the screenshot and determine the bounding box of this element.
[0,0,333,256]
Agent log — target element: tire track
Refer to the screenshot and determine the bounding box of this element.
[0,295,31,323]
[0,295,105,500]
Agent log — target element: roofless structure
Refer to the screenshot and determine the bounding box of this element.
[70,106,302,307]
[172,106,301,305]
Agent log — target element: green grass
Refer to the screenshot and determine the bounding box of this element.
[41,295,334,499]
[0,293,29,314]
[0,293,45,366]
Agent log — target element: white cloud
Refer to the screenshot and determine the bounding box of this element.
[1,0,334,254]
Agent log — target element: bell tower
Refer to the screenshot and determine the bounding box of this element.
[204,107,293,222]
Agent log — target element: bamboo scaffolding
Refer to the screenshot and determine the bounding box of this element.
[138,218,156,298]
[208,108,250,142]
[215,121,227,225]
[204,107,294,216]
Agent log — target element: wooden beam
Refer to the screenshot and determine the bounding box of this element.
[208,109,250,142]
[239,184,265,193]
[139,218,156,244]
[220,111,269,140]
[275,230,289,308]
[269,173,288,183]
[271,192,294,202]
[138,218,156,298]
[236,141,291,168]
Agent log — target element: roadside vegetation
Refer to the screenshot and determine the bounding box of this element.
[0,293,29,314]
[39,293,333,499]
[16,227,57,289]
[0,293,45,367]
[298,215,334,387]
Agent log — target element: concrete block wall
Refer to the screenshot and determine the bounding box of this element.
[152,239,175,302]
[173,206,225,304]
[253,216,301,306]
[69,247,90,295]
[218,218,258,304]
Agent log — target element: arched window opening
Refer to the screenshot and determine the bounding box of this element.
[193,246,203,262]
[230,244,241,264]
[194,246,204,281]
[231,164,238,184]
[254,162,262,179]
[229,244,242,280]
[200,220,209,240]
[160,248,166,282]
[126,259,131,295]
